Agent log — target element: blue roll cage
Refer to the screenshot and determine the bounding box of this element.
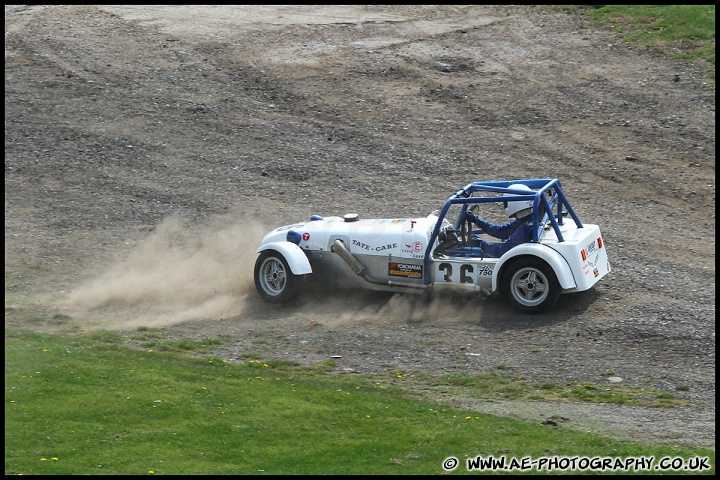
[422,178,584,285]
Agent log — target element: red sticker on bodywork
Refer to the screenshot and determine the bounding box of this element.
[302,232,310,241]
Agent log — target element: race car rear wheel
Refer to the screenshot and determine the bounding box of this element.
[254,250,301,304]
[500,257,560,314]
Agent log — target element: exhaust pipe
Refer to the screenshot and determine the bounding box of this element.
[432,281,490,297]
[331,239,366,276]
[331,239,426,290]
[330,239,488,297]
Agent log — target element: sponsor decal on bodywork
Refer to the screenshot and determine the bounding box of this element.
[400,241,425,258]
[351,239,398,252]
[403,241,424,252]
[585,239,597,255]
[374,219,407,225]
[587,253,599,268]
[389,262,423,279]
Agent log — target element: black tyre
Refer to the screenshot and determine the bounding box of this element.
[254,250,302,304]
[500,257,560,314]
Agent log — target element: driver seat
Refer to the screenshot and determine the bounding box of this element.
[433,227,460,257]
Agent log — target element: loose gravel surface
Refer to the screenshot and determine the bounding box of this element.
[5,5,715,449]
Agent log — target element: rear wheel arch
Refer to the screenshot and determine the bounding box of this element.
[499,255,561,314]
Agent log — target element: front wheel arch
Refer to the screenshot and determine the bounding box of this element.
[500,256,561,314]
[254,250,303,304]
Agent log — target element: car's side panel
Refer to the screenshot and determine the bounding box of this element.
[316,234,428,286]
[256,242,313,275]
[305,250,427,292]
[431,257,496,292]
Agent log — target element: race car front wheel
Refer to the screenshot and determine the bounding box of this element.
[254,250,301,304]
[500,257,560,314]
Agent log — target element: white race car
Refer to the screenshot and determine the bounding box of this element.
[254,179,611,313]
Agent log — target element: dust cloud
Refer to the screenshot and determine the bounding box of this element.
[300,284,490,329]
[59,212,491,331]
[60,212,268,329]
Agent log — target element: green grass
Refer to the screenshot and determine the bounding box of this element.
[5,329,715,475]
[580,5,715,70]
[391,371,691,409]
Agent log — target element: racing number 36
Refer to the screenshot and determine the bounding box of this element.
[438,263,493,283]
